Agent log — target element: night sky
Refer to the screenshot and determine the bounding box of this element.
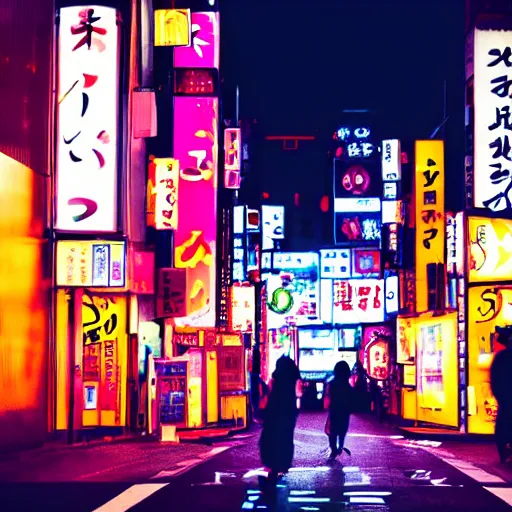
[221,0,466,213]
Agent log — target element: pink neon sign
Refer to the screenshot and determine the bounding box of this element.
[173,97,218,327]
[174,12,219,70]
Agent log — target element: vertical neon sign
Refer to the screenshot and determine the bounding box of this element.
[173,12,220,327]
[56,6,119,232]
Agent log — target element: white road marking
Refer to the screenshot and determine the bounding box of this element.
[92,483,168,512]
[484,486,512,506]
[94,445,233,511]
[416,446,505,485]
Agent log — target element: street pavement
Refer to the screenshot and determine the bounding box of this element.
[1,413,512,511]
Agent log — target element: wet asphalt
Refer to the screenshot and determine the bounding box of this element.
[1,412,512,511]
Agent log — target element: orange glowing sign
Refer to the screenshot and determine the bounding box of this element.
[467,286,512,434]
[414,140,445,313]
[468,216,512,283]
[146,157,179,230]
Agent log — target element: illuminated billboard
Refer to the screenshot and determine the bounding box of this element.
[352,249,380,278]
[467,286,512,434]
[363,326,392,381]
[334,160,381,198]
[174,12,220,69]
[414,140,445,313]
[146,158,179,230]
[397,316,415,364]
[382,200,402,224]
[224,128,241,189]
[82,293,127,426]
[334,197,381,213]
[173,96,218,326]
[320,249,351,279]
[333,279,384,324]
[474,29,512,212]
[446,211,464,274]
[154,9,191,47]
[267,252,320,327]
[262,205,284,239]
[229,286,255,332]
[335,212,381,246]
[381,139,401,181]
[56,240,126,287]
[56,6,119,232]
[385,274,399,315]
[468,217,512,283]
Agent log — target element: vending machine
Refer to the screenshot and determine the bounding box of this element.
[154,348,204,434]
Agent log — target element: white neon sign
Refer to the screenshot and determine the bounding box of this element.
[56,6,119,232]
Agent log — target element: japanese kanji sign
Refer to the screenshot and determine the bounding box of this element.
[56,6,119,232]
[332,279,385,324]
[414,140,445,313]
[146,158,179,230]
[474,29,512,212]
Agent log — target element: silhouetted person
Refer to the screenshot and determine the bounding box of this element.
[259,356,300,483]
[324,361,354,461]
[490,325,512,463]
[369,377,384,422]
[353,360,369,412]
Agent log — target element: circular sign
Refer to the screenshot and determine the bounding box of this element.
[342,165,371,195]
[268,287,294,315]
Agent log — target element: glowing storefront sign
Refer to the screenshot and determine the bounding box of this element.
[230,286,255,332]
[56,6,119,232]
[224,128,241,189]
[335,126,375,158]
[146,158,179,230]
[467,286,512,433]
[381,139,402,181]
[414,140,445,313]
[383,182,398,200]
[320,279,333,323]
[174,12,219,69]
[335,212,382,246]
[415,312,458,427]
[446,212,465,274]
[262,205,284,239]
[397,316,415,364]
[474,29,512,212]
[468,216,512,283]
[267,253,321,327]
[56,240,126,287]
[382,200,402,224]
[320,249,351,279]
[82,294,127,426]
[154,9,191,47]
[385,274,399,315]
[333,279,384,324]
[233,205,245,234]
[352,249,380,277]
[173,97,218,326]
[334,197,381,213]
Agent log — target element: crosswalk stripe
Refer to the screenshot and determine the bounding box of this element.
[92,483,168,512]
[483,486,512,506]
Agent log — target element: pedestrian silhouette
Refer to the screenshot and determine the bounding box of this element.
[259,355,300,484]
[324,360,354,461]
[490,325,512,463]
